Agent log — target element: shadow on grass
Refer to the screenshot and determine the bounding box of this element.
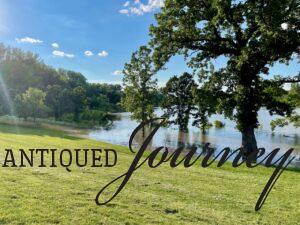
[0,123,82,140]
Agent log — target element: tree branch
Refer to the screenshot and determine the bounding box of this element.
[277,74,300,84]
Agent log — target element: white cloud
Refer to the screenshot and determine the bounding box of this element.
[129,7,143,15]
[283,83,291,90]
[84,50,94,57]
[157,81,166,88]
[52,42,59,48]
[120,0,164,16]
[89,79,122,85]
[65,54,75,58]
[119,9,129,14]
[281,23,288,30]
[52,50,64,57]
[112,70,123,75]
[98,50,108,57]
[123,1,130,7]
[52,50,74,58]
[15,37,43,44]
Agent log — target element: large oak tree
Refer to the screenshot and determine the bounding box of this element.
[149,0,300,155]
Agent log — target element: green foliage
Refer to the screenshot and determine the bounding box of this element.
[87,83,123,112]
[121,46,158,123]
[162,72,196,131]
[270,118,289,132]
[214,120,225,128]
[153,88,164,107]
[45,85,65,120]
[148,0,300,153]
[70,86,87,122]
[0,43,123,125]
[15,87,47,121]
[286,83,300,107]
[80,109,117,126]
[191,68,221,132]
[270,83,300,132]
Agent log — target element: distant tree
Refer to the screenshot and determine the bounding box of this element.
[122,46,158,127]
[86,83,123,112]
[162,72,196,131]
[64,70,87,89]
[149,0,300,156]
[90,94,111,111]
[45,85,65,120]
[69,86,87,122]
[15,87,46,121]
[0,48,42,97]
[59,70,88,121]
[101,84,122,106]
[192,88,215,133]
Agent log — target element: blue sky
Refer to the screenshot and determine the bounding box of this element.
[0,0,298,86]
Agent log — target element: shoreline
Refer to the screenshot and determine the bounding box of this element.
[1,119,299,170]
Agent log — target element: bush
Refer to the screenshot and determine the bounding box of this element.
[214,120,225,128]
[80,109,119,126]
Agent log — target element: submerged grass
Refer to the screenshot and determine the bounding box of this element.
[0,124,298,224]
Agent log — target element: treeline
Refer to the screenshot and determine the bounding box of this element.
[0,43,123,126]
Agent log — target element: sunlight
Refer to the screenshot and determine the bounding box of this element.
[0,71,18,127]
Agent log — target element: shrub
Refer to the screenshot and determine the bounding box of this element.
[214,120,225,128]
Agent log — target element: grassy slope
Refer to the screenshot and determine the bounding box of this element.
[0,124,298,225]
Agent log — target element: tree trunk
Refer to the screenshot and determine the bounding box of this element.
[74,108,79,122]
[241,127,258,158]
[142,125,145,138]
[54,111,59,121]
[179,124,188,132]
[236,73,259,158]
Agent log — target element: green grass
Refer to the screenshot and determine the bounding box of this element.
[0,124,298,225]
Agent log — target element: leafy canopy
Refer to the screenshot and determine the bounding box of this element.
[149,0,300,132]
[122,46,158,122]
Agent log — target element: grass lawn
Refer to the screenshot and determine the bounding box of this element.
[0,124,298,225]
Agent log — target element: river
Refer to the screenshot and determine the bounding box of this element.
[87,108,300,167]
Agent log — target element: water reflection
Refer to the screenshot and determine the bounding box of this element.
[132,125,154,150]
[177,131,190,149]
[88,109,300,166]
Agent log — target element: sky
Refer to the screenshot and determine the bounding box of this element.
[0,0,298,86]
